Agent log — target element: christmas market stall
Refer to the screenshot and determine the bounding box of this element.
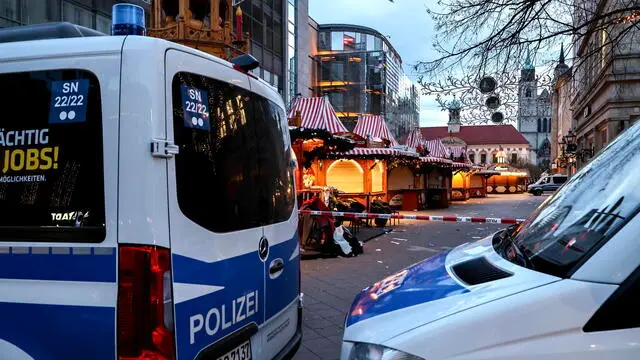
[317,115,417,213]
[387,128,432,211]
[485,149,529,194]
[420,139,454,208]
[287,97,355,205]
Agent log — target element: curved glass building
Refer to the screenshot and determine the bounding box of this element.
[314,23,419,139]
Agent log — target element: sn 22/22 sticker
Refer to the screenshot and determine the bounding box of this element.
[49,79,89,124]
[181,85,210,131]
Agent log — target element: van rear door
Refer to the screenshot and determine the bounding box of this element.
[165,49,267,360]
[247,78,301,360]
[0,46,121,359]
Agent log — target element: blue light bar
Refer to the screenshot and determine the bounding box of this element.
[112,3,145,36]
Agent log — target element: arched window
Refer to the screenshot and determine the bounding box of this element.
[468,151,476,163]
[327,160,364,193]
[537,118,542,132]
[542,118,547,133]
[526,88,532,97]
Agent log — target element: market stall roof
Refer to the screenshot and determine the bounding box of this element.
[404,128,424,149]
[288,97,349,135]
[420,156,453,164]
[332,147,419,158]
[353,115,399,146]
[423,139,450,158]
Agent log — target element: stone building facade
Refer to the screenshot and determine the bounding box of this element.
[570,0,640,169]
[517,52,553,168]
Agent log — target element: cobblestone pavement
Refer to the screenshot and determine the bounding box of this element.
[293,193,547,360]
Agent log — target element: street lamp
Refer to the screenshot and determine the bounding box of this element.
[563,129,577,154]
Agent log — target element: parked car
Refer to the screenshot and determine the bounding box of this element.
[527,174,568,195]
[340,119,640,360]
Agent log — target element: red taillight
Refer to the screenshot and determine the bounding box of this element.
[117,245,175,360]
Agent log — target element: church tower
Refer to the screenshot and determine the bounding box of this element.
[448,99,462,134]
[518,49,538,134]
[517,48,552,168]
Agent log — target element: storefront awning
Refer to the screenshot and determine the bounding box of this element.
[353,115,399,146]
[288,97,349,135]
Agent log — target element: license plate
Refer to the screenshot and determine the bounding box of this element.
[216,340,252,360]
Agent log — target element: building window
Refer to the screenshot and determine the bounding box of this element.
[63,2,93,28]
[468,153,475,163]
[96,14,111,34]
[511,153,518,163]
[286,0,296,103]
[537,118,542,132]
[492,154,498,163]
[0,0,21,26]
[25,0,60,24]
[526,88,532,97]
[331,31,344,51]
[480,153,487,164]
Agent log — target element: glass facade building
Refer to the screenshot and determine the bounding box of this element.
[314,24,419,139]
[239,0,286,96]
[0,0,150,33]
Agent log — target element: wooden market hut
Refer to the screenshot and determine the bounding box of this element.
[313,115,418,210]
[287,97,354,204]
[420,139,454,208]
[485,149,529,194]
[387,128,427,211]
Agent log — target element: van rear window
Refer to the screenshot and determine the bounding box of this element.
[0,70,105,242]
[172,72,295,233]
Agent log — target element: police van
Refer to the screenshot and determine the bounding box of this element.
[0,7,301,360]
[342,120,640,358]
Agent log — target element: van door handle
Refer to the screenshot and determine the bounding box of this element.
[269,258,284,277]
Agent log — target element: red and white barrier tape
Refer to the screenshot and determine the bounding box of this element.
[298,210,525,224]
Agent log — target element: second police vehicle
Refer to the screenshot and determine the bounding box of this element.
[342,123,640,357]
[0,4,301,360]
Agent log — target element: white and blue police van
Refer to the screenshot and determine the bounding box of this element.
[0,4,301,360]
[342,121,640,359]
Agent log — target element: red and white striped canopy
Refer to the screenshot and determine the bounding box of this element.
[404,128,424,149]
[334,148,418,158]
[420,156,453,164]
[423,139,449,158]
[288,97,348,134]
[353,115,399,146]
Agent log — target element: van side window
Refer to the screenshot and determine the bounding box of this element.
[0,69,105,242]
[172,72,294,233]
[584,265,640,332]
[553,176,567,184]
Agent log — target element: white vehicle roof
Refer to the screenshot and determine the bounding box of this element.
[0,34,280,100]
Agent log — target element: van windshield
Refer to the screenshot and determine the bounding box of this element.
[507,121,640,278]
[0,70,105,242]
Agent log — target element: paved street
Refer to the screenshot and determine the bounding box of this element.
[294,193,547,360]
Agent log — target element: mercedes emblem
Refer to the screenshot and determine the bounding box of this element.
[258,236,269,261]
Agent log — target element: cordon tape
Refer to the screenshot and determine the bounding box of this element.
[298,210,525,224]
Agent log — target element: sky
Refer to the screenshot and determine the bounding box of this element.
[308,0,449,127]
